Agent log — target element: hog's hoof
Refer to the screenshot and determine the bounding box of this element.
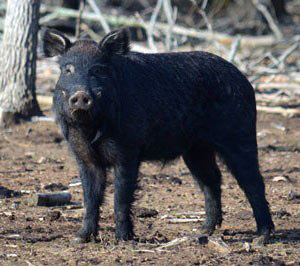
[200,217,222,236]
[252,229,272,247]
[252,235,268,247]
[115,230,134,241]
[200,223,217,236]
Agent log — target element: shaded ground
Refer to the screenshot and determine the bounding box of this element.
[0,107,300,265]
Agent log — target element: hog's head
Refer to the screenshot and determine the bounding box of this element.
[41,28,130,125]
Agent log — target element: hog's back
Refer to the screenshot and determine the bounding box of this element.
[115,51,257,159]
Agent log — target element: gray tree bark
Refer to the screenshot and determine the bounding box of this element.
[0,0,41,127]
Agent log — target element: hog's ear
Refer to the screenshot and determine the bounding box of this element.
[98,28,130,56]
[40,27,72,57]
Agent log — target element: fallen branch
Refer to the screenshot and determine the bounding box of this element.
[256,105,300,115]
[255,82,300,94]
[168,218,205,223]
[156,236,189,250]
[39,5,278,48]
[30,116,55,122]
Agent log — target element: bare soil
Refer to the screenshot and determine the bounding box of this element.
[0,109,300,266]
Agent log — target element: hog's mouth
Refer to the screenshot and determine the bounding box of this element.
[70,109,93,123]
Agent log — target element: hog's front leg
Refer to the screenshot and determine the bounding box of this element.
[66,126,107,243]
[74,163,106,243]
[114,160,140,240]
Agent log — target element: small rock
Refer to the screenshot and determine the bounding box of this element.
[207,236,231,254]
[135,207,158,218]
[272,175,289,182]
[6,254,18,258]
[24,152,35,159]
[26,128,33,136]
[243,242,251,252]
[169,176,183,185]
[272,209,291,218]
[0,186,20,199]
[53,136,63,144]
[288,191,300,201]
[37,157,46,164]
[271,123,286,131]
[43,183,68,191]
[198,235,208,245]
[69,177,81,187]
[47,210,61,221]
[11,201,21,210]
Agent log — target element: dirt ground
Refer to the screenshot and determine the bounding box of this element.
[0,66,300,265]
[0,108,299,266]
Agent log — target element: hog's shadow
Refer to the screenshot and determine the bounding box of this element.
[223,228,300,244]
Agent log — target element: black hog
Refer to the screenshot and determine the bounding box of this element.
[41,27,274,243]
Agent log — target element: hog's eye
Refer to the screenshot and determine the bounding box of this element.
[88,65,104,78]
[63,64,75,75]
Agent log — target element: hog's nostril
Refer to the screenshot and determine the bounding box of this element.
[69,91,92,111]
[71,97,78,104]
[83,97,89,104]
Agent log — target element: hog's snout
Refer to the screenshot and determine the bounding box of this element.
[69,91,93,112]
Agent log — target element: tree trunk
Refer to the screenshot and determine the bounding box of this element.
[0,0,41,127]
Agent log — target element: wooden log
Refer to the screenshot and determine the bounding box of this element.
[35,192,72,207]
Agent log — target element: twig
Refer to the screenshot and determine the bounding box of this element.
[30,116,55,122]
[277,40,300,68]
[168,218,205,223]
[86,0,110,33]
[198,8,213,33]
[147,0,163,52]
[201,0,209,10]
[249,40,300,82]
[76,0,86,39]
[162,0,176,51]
[228,35,241,63]
[155,236,189,250]
[251,0,282,39]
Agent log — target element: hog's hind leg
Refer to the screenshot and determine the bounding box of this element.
[183,145,222,235]
[218,140,274,243]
